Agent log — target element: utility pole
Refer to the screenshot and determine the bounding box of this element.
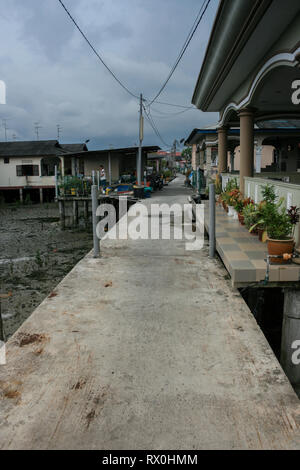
[57,124,62,141]
[34,122,42,141]
[137,93,144,186]
[2,119,9,142]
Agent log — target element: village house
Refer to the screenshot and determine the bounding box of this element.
[0,140,88,202]
[185,126,300,185]
[0,141,160,202]
[64,145,160,185]
[192,0,300,197]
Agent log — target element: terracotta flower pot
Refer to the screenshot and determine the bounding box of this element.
[267,238,295,264]
[257,228,265,242]
[238,213,245,225]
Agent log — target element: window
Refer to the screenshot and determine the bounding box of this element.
[3,157,9,164]
[16,165,39,176]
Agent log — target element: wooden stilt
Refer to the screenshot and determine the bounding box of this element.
[73,200,79,227]
[59,200,65,230]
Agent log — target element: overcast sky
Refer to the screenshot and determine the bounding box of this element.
[0,0,219,150]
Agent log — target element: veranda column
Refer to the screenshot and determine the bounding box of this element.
[199,149,205,170]
[206,146,212,177]
[255,142,263,174]
[192,144,197,170]
[239,109,254,195]
[217,127,228,174]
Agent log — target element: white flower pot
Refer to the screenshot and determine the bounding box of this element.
[228,206,238,220]
[228,206,234,217]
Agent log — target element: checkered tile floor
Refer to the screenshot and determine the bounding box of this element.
[204,204,300,286]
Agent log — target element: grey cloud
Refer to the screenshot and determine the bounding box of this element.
[0,0,219,148]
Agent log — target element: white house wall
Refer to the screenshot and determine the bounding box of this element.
[0,156,56,188]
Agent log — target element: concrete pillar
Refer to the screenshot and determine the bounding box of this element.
[39,188,43,204]
[61,157,65,177]
[255,144,262,174]
[217,127,228,174]
[281,290,300,387]
[19,188,23,203]
[192,144,197,170]
[239,109,254,195]
[196,148,200,168]
[200,149,205,170]
[230,150,235,173]
[206,146,212,176]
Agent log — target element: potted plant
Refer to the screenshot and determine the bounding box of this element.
[249,185,299,263]
[249,201,267,241]
[219,191,229,212]
[265,206,295,263]
[235,197,253,225]
[226,189,241,219]
[220,178,239,214]
[243,202,259,234]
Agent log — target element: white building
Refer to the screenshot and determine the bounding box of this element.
[0,140,87,202]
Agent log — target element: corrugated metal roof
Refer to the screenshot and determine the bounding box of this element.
[0,140,61,157]
[0,140,89,157]
[60,143,88,153]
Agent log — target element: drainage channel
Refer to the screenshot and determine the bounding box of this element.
[239,285,300,399]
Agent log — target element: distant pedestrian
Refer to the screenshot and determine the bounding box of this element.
[99,165,106,188]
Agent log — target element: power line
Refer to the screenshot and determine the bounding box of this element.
[57,0,140,100]
[143,105,172,148]
[149,106,194,118]
[149,100,195,109]
[148,0,211,106]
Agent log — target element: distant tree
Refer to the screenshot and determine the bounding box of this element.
[181,147,192,163]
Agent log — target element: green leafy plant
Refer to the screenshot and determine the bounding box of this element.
[249,185,297,240]
[218,178,239,205]
[243,203,259,231]
[261,184,277,204]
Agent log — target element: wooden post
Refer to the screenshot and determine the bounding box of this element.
[92,186,100,257]
[84,200,89,221]
[59,200,65,230]
[73,200,79,227]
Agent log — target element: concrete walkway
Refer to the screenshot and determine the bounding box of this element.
[0,176,300,450]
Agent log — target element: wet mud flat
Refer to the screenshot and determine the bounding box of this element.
[0,202,92,338]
